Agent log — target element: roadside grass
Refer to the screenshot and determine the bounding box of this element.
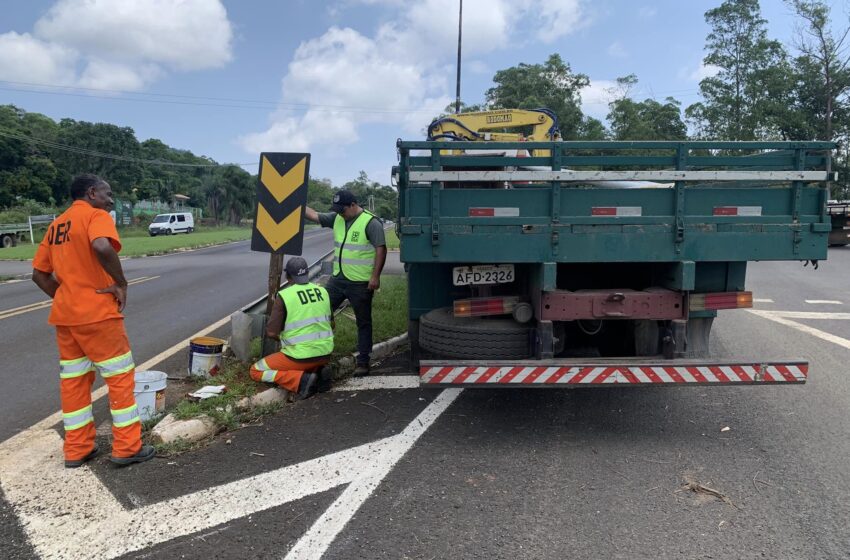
[146,274,408,454]
[384,228,400,250]
[331,275,407,362]
[0,226,251,261]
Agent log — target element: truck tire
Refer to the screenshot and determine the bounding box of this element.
[419,307,533,360]
[1,234,14,249]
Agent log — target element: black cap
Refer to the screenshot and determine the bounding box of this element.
[330,189,357,213]
[285,256,310,284]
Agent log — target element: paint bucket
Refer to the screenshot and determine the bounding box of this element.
[188,336,226,378]
[134,370,167,421]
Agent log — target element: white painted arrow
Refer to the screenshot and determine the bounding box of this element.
[0,385,461,559]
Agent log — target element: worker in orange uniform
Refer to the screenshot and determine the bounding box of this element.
[32,174,155,468]
[250,257,334,400]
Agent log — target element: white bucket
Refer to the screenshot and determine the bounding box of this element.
[134,370,167,421]
[188,336,225,378]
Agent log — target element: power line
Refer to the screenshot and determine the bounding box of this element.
[0,128,255,168]
[0,80,442,115]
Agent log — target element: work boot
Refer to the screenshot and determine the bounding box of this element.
[353,363,370,378]
[317,366,333,393]
[296,372,318,401]
[65,444,100,469]
[110,444,156,467]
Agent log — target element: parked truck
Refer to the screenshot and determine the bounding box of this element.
[395,137,835,387]
[0,223,28,248]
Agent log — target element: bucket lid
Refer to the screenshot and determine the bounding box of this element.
[190,336,226,347]
[135,370,168,383]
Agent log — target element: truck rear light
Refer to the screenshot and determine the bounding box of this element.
[454,296,520,317]
[689,291,753,311]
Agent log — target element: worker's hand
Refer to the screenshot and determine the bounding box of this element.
[97,283,128,312]
[368,276,380,291]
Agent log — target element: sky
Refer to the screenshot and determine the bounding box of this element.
[0,0,820,187]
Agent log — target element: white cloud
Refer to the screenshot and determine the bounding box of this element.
[0,32,77,85]
[580,79,617,120]
[638,6,657,20]
[691,63,722,81]
[607,41,627,58]
[533,0,587,43]
[242,0,590,158]
[0,0,233,91]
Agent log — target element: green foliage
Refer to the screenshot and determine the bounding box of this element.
[340,171,398,221]
[485,54,590,140]
[331,275,407,360]
[608,76,687,140]
[686,0,792,140]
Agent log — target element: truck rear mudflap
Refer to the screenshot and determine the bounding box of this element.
[419,359,807,387]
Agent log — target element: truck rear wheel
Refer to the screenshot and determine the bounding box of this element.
[1,234,15,248]
[419,307,533,360]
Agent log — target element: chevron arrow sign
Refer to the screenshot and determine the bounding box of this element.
[251,152,310,254]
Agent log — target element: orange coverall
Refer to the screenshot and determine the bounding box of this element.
[33,201,142,461]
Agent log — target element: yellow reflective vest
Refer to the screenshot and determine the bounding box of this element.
[279,283,334,359]
[333,210,377,281]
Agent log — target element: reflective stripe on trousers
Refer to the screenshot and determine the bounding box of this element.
[59,356,94,379]
[95,351,135,378]
[63,404,94,431]
[111,404,141,428]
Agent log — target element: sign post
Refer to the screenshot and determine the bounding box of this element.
[250,152,311,354]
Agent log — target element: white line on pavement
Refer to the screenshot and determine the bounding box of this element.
[752,311,850,320]
[805,299,843,305]
[0,388,462,559]
[753,298,774,303]
[747,310,850,351]
[331,375,420,391]
[283,389,463,560]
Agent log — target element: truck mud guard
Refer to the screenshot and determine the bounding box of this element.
[420,359,807,386]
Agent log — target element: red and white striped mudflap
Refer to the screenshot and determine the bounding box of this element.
[419,361,808,386]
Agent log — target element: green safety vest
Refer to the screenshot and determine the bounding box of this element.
[279,283,334,359]
[333,210,377,281]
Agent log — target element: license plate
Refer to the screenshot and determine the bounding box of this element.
[453,265,515,286]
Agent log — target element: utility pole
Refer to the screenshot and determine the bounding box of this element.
[455,0,462,114]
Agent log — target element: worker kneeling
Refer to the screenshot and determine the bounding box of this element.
[250,257,334,400]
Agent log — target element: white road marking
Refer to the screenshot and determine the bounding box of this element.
[332,375,420,391]
[0,388,462,559]
[805,299,843,305]
[283,389,463,560]
[753,311,850,320]
[753,298,774,303]
[748,310,850,351]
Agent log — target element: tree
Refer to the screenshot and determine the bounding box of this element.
[484,54,590,140]
[786,0,850,140]
[686,0,792,140]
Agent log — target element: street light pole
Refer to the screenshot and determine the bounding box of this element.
[455,0,462,114]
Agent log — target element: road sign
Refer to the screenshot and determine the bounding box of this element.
[251,152,310,254]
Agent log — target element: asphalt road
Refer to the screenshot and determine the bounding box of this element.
[4,245,850,559]
[0,229,335,442]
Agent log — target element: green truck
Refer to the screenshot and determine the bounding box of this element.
[395,140,835,387]
[0,223,28,248]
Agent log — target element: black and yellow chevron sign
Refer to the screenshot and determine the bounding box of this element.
[251,152,310,254]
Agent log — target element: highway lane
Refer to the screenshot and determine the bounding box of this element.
[0,229,334,442]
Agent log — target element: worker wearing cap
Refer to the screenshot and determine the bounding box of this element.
[305,190,387,376]
[31,174,155,468]
[250,256,334,400]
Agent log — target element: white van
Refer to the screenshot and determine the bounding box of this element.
[148,212,194,236]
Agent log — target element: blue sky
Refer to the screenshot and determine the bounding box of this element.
[0,0,809,187]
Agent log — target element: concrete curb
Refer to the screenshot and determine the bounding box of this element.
[151,413,219,445]
[150,333,408,446]
[337,332,409,374]
[150,387,290,445]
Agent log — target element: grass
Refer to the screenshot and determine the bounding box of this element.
[384,228,400,250]
[331,275,408,361]
[0,226,251,261]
